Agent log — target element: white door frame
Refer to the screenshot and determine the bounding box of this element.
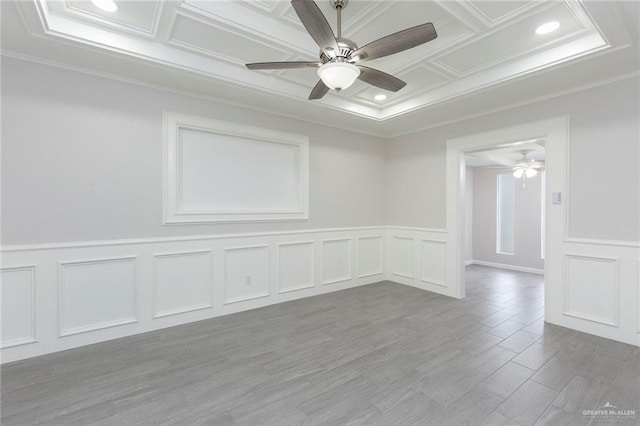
[445,116,569,323]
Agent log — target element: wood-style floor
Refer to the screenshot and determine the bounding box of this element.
[2,266,639,425]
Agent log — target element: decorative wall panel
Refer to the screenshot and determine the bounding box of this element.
[153,250,213,318]
[59,256,138,336]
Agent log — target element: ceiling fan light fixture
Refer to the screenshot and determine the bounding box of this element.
[91,0,118,12]
[535,21,559,35]
[513,168,525,179]
[525,168,538,178]
[317,62,360,91]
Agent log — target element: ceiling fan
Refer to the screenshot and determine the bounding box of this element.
[512,150,545,179]
[246,0,437,100]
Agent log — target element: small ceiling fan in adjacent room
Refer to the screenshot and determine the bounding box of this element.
[246,0,437,99]
[512,150,545,186]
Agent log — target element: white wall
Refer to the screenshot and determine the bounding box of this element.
[472,167,544,272]
[0,58,388,362]
[387,76,640,346]
[2,58,639,361]
[387,77,640,243]
[1,57,387,245]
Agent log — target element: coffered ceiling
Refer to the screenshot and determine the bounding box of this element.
[2,1,638,136]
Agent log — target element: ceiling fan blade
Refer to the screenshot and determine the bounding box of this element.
[309,80,329,100]
[246,61,322,70]
[352,22,437,62]
[291,0,338,53]
[357,66,406,92]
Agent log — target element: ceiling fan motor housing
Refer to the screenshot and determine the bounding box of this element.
[321,37,357,62]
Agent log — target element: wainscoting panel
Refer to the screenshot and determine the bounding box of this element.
[153,250,213,318]
[386,227,454,298]
[391,236,414,279]
[356,236,383,278]
[58,256,138,337]
[277,241,315,293]
[224,245,270,304]
[564,254,619,327]
[1,266,36,348]
[547,239,639,347]
[1,227,386,363]
[420,239,447,287]
[321,238,352,285]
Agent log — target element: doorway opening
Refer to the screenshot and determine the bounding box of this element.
[463,143,546,323]
[445,116,568,326]
[464,142,546,275]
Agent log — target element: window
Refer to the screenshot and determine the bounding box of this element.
[496,173,515,254]
[541,171,546,259]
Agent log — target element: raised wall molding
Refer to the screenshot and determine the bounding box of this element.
[391,236,414,279]
[152,250,213,319]
[277,241,315,294]
[1,227,387,364]
[420,239,448,287]
[163,111,309,224]
[224,245,270,304]
[563,253,619,327]
[1,265,37,348]
[321,238,353,285]
[356,235,384,279]
[58,256,138,337]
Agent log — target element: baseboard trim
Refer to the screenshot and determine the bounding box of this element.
[468,260,544,275]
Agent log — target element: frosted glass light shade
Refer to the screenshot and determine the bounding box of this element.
[513,168,525,178]
[525,168,538,178]
[91,0,118,12]
[317,62,360,91]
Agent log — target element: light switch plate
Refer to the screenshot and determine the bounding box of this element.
[552,192,562,204]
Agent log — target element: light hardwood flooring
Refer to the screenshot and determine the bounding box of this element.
[2,265,639,425]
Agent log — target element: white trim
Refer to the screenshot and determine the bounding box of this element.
[390,236,415,280]
[420,239,448,288]
[355,235,384,279]
[320,238,353,285]
[151,250,214,319]
[387,72,639,138]
[563,253,619,327]
[276,241,316,294]
[0,265,38,349]
[223,245,271,305]
[0,51,383,139]
[469,260,544,275]
[58,256,139,337]
[0,226,386,252]
[564,238,640,248]
[446,115,569,302]
[163,111,309,224]
[386,226,448,234]
[3,52,637,140]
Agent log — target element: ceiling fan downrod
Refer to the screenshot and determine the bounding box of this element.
[331,0,347,39]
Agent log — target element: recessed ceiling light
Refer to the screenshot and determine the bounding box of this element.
[535,21,559,35]
[91,0,118,12]
[374,94,387,101]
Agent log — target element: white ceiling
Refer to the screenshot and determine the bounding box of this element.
[2,0,638,136]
